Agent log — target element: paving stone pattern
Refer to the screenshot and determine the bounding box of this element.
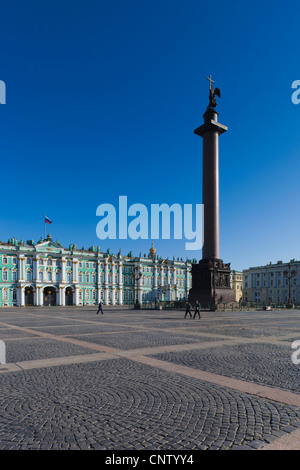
[0,306,300,450]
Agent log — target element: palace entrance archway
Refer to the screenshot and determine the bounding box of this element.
[25,286,34,306]
[65,287,74,306]
[43,286,57,306]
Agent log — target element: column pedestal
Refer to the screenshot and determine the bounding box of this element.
[189,258,234,308]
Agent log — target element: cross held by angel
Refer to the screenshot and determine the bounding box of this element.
[206,75,221,109]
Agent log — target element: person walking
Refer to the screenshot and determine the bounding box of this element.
[193,300,201,319]
[97,301,103,315]
[184,302,192,318]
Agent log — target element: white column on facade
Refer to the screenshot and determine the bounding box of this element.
[111,262,115,305]
[160,265,164,286]
[118,262,123,305]
[35,286,39,306]
[167,266,170,285]
[97,260,102,303]
[104,261,108,304]
[167,266,171,301]
[60,286,65,306]
[136,266,143,303]
[75,286,80,305]
[97,261,101,284]
[72,259,78,283]
[61,258,66,283]
[18,256,25,281]
[36,286,41,305]
[104,261,108,284]
[104,287,108,304]
[20,286,25,306]
[33,257,38,281]
[185,267,189,297]
[153,265,157,288]
[167,286,171,301]
[173,266,177,286]
[112,287,116,305]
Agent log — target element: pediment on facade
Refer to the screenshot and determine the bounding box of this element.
[35,238,63,252]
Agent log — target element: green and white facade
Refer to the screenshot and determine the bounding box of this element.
[0,235,192,307]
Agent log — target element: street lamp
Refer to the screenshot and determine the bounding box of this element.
[132,267,142,309]
[283,264,296,306]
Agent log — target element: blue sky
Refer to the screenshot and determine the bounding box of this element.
[0,0,300,271]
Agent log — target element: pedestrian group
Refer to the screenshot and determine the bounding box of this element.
[184,300,201,319]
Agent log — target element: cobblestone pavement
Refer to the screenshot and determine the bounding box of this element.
[1,306,300,451]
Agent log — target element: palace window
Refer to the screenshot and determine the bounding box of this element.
[56,271,60,282]
[92,273,96,283]
[86,262,89,269]
[26,270,32,281]
[2,256,7,265]
[85,290,90,300]
[79,290,82,301]
[47,259,52,266]
[47,271,52,281]
[39,271,44,281]
[67,271,71,282]
[66,260,71,267]
[3,290,8,301]
[26,257,31,265]
[12,289,17,301]
[79,273,82,283]
[92,290,96,300]
[12,257,17,265]
[2,270,7,281]
[86,273,90,283]
[39,259,43,265]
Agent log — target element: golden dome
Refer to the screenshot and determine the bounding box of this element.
[150,241,156,254]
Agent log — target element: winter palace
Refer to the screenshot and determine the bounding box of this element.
[0,235,192,307]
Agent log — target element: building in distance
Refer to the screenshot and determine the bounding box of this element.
[243,259,300,305]
[230,270,243,303]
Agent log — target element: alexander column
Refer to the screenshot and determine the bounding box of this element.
[189,76,234,309]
